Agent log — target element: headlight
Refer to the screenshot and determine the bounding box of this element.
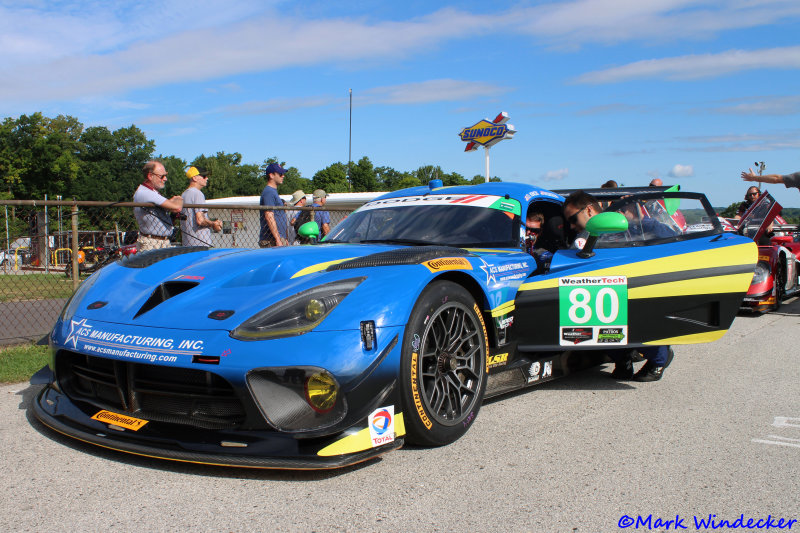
[751,262,770,285]
[60,271,103,322]
[231,277,364,341]
[247,367,346,432]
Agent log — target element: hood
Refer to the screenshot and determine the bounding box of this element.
[67,244,465,330]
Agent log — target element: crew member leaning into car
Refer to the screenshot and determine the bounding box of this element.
[562,191,674,382]
[133,160,184,252]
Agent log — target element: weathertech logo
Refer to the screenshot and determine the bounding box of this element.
[422,257,472,272]
[562,327,593,344]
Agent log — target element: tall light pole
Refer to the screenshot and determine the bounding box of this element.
[347,88,352,191]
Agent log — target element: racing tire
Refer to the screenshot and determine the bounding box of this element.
[399,281,488,447]
[773,261,785,312]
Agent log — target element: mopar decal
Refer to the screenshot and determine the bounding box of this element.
[559,276,628,346]
[422,257,472,272]
[410,352,433,430]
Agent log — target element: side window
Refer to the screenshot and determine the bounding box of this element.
[598,196,713,247]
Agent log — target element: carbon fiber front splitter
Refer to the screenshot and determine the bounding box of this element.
[33,386,402,470]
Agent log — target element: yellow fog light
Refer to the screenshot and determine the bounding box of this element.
[304,371,338,413]
[305,299,325,321]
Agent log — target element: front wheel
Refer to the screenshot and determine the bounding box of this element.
[399,281,488,446]
[773,261,785,311]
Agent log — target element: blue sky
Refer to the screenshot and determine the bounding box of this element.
[2,0,800,207]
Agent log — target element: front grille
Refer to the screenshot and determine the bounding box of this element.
[56,351,245,429]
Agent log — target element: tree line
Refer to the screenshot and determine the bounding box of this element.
[0,112,498,204]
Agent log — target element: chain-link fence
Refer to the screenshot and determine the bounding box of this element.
[0,200,354,345]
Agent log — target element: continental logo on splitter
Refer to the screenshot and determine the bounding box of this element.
[422,257,473,272]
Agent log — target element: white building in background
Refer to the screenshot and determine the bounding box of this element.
[204,192,382,247]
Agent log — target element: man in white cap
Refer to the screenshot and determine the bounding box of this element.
[312,189,331,237]
[181,165,222,246]
[286,191,308,243]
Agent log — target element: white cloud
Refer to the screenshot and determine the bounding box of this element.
[575,46,800,84]
[541,168,569,181]
[361,80,510,105]
[513,0,800,48]
[0,6,494,104]
[709,95,800,115]
[668,164,694,177]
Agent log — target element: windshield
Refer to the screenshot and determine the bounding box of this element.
[326,204,518,247]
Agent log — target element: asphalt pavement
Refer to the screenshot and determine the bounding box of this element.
[2,299,798,532]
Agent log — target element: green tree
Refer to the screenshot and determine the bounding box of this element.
[313,162,349,193]
[375,166,413,191]
[349,156,379,192]
[0,113,83,199]
[718,202,740,218]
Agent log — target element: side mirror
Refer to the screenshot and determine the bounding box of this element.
[297,221,320,240]
[579,212,629,258]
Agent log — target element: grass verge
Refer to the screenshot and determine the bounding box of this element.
[0,273,76,301]
[0,343,50,384]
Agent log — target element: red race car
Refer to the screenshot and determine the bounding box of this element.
[737,191,800,312]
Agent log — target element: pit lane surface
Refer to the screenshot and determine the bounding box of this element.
[2,300,799,532]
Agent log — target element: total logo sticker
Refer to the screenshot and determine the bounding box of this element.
[368,406,395,447]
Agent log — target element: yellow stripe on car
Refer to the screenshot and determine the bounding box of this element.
[317,413,406,457]
[291,258,356,278]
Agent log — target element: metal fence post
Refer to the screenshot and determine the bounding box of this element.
[71,204,79,290]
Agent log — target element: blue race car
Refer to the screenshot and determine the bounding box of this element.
[34,182,757,469]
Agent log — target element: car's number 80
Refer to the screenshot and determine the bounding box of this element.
[567,287,619,324]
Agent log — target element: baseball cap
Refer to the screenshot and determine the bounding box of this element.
[313,189,327,199]
[265,162,287,176]
[290,190,306,205]
[186,166,210,179]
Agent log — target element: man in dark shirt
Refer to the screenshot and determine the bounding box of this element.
[259,162,289,247]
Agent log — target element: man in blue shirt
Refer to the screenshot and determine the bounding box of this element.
[312,189,331,238]
[259,163,288,247]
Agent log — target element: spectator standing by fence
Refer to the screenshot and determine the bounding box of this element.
[312,189,331,238]
[133,160,183,251]
[259,163,288,247]
[181,166,222,246]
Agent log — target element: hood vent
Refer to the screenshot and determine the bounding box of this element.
[134,281,199,319]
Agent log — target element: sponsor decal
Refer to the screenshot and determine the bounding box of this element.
[173,275,204,280]
[562,327,593,344]
[411,333,421,351]
[487,352,509,370]
[473,302,490,365]
[91,410,148,431]
[64,318,204,362]
[527,360,553,383]
[597,327,626,344]
[559,276,628,346]
[478,258,531,285]
[360,194,501,211]
[368,406,395,447]
[496,316,514,329]
[410,352,433,430]
[758,255,771,262]
[422,257,473,272]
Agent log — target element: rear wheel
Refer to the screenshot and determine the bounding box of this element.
[399,281,488,446]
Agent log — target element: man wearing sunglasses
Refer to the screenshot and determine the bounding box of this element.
[133,160,184,251]
[734,185,761,220]
[562,190,673,382]
[562,191,602,250]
